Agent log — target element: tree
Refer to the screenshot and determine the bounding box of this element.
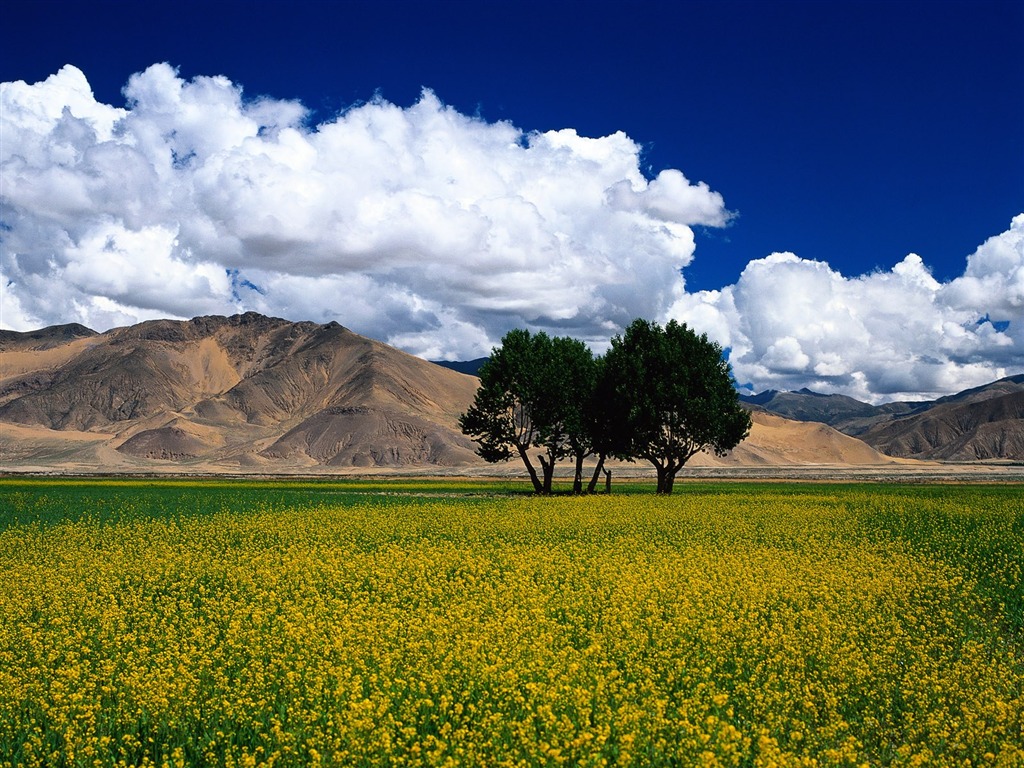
[583,354,616,493]
[546,336,598,494]
[459,330,597,494]
[458,329,544,492]
[602,319,751,494]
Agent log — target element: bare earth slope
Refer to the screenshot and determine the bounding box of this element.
[858,388,1024,460]
[688,410,908,467]
[1,313,924,474]
[0,313,480,471]
[741,375,1024,461]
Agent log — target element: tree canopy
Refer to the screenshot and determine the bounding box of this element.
[602,319,751,493]
[458,330,596,494]
[459,320,751,494]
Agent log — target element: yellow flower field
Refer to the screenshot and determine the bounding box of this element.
[0,481,1021,766]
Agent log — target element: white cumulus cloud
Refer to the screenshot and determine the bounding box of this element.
[1,63,728,361]
[2,64,1022,402]
[670,215,1024,402]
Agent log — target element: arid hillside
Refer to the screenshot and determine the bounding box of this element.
[2,313,913,474]
[689,410,909,467]
[857,387,1024,461]
[0,313,480,471]
[742,375,1024,461]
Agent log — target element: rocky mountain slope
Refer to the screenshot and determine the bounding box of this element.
[857,382,1024,460]
[740,389,917,433]
[0,313,481,471]
[742,375,1024,461]
[1,313,914,473]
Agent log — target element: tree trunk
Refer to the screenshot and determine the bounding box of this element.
[572,452,585,494]
[538,453,555,495]
[654,462,665,494]
[516,444,544,494]
[653,461,674,494]
[661,459,682,494]
[587,453,606,493]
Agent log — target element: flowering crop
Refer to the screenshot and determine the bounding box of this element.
[0,480,1021,766]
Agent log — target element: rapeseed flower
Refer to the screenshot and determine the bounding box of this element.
[0,484,1021,766]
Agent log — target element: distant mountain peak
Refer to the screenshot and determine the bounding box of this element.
[431,358,488,376]
[0,314,480,469]
[740,377,1024,461]
[0,322,98,348]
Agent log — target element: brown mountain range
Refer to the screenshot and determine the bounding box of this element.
[0,313,912,474]
[0,313,480,471]
[856,379,1024,461]
[741,375,1024,461]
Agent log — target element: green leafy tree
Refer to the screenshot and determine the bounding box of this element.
[459,330,597,494]
[603,319,751,494]
[584,354,618,493]
[459,329,545,492]
[545,336,598,494]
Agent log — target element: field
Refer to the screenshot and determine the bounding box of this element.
[0,478,1021,767]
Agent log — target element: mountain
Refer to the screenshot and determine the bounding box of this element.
[741,375,1024,461]
[0,322,98,348]
[687,410,908,467]
[856,377,1024,461]
[739,388,918,432]
[0,312,916,474]
[0,313,481,471]
[432,358,488,376]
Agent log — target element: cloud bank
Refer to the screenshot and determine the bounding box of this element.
[1,64,726,356]
[2,64,1022,401]
[670,215,1024,401]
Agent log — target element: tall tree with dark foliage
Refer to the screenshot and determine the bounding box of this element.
[603,319,751,494]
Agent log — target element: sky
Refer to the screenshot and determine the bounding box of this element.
[2,0,1023,402]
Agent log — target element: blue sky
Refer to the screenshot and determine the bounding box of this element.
[2,0,1023,401]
